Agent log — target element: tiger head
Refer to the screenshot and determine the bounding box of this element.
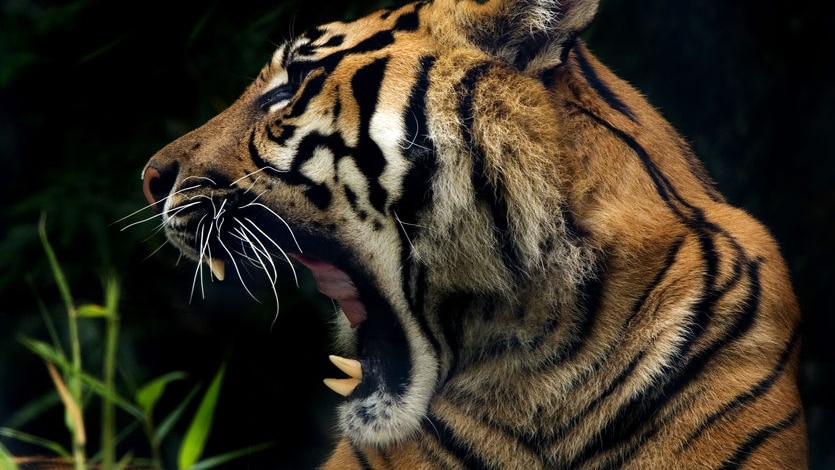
[141,0,804,459]
[143,0,604,446]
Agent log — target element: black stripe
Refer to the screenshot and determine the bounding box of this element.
[436,292,472,383]
[571,104,742,359]
[573,46,637,122]
[574,259,763,467]
[513,30,549,70]
[266,124,295,146]
[303,27,325,45]
[351,57,390,213]
[524,256,606,375]
[683,325,801,446]
[625,237,684,326]
[321,34,345,48]
[350,443,374,470]
[424,415,501,470]
[718,409,802,470]
[248,131,283,177]
[286,73,326,118]
[572,106,704,226]
[406,265,443,361]
[394,55,437,230]
[394,9,420,31]
[283,29,396,102]
[457,63,524,275]
[543,349,647,454]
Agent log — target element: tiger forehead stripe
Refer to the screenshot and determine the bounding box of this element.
[265,45,290,91]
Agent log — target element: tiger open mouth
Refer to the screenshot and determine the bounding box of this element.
[200,237,413,402]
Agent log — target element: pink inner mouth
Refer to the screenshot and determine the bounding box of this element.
[290,254,367,328]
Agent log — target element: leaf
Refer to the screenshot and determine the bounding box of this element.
[0,427,71,458]
[189,442,273,470]
[156,385,199,442]
[18,337,143,419]
[45,361,86,446]
[2,391,61,429]
[136,372,187,418]
[76,303,109,318]
[0,440,21,470]
[37,213,75,317]
[178,363,227,470]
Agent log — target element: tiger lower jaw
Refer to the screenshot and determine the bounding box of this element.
[292,254,438,447]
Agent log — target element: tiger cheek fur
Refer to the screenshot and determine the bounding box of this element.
[143,0,807,468]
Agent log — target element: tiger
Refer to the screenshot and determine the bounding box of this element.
[140,0,808,468]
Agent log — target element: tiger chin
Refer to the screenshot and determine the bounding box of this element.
[141,0,808,468]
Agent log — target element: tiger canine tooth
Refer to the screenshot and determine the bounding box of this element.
[329,355,362,380]
[323,377,360,397]
[206,258,225,281]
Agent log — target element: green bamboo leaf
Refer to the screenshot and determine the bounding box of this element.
[0,427,71,458]
[18,337,143,419]
[19,337,61,363]
[114,452,134,470]
[2,391,61,429]
[76,303,109,318]
[178,363,227,470]
[136,372,187,417]
[0,440,20,470]
[189,442,273,470]
[88,420,140,463]
[156,385,199,442]
[37,214,74,317]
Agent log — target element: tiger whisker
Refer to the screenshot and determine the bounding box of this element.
[239,200,302,252]
[241,216,299,287]
[242,175,263,194]
[142,239,171,262]
[231,227,273,278]
[120,200,203,232]
[229,232,263,265]
[217,233,261,303]
[400,112,431,152]
[394,211,418,255]
[112,183,205,226]
[214,198,228,220]
[140,204,198,238]
[234,225,281,323]
[229,166,285,188]
[235,220,280,284]
[189,216,210,304]
[187,194,218,216]
[180,175,218,186]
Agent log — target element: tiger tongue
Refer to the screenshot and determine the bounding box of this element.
[290,254,367,328]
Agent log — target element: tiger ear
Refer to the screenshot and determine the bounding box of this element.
[438,0,599,76]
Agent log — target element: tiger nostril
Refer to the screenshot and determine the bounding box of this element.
[142,162,178,212]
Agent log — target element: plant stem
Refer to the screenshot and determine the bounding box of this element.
[38,215,86,470]
[101,277,120,469]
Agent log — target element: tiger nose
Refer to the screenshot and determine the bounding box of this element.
[142,161,179,212]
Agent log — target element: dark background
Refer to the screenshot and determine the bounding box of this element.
[1,0,832,468]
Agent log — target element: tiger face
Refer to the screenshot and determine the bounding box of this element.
[143,0,806,467]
